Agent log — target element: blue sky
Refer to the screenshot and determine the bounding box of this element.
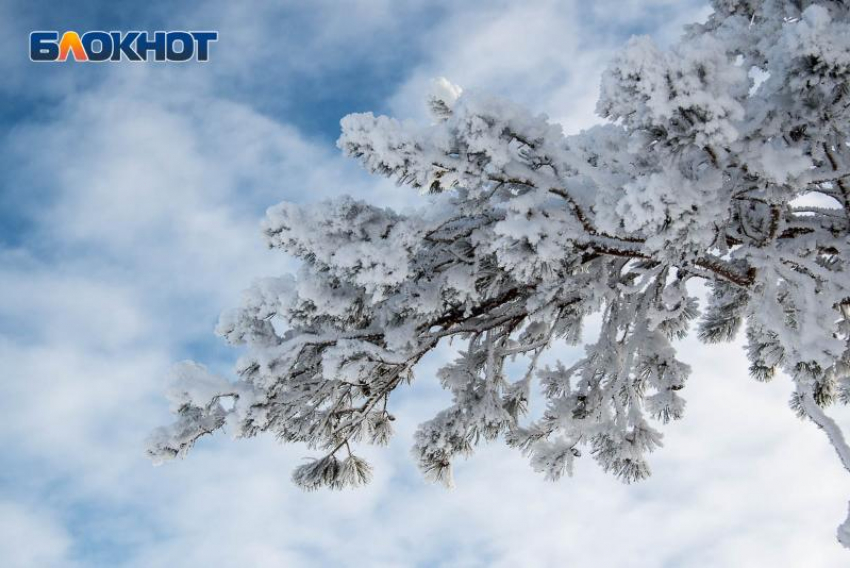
[2,1,849,566]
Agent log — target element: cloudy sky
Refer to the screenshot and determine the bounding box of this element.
[2,1,849,566]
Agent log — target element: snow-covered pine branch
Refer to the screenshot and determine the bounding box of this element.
[148,0,850,548]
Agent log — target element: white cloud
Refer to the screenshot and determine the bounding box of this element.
[0,503,75,568]
[387,0,710,133]
[2,1,849,566]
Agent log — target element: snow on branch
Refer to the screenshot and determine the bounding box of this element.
[149,0,850,549]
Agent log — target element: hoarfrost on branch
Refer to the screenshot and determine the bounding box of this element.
[148,0,850,547]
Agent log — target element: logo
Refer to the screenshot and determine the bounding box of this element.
[30,31,218,62]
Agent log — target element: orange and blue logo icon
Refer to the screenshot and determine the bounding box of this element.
[30,31,218,62]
